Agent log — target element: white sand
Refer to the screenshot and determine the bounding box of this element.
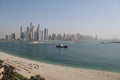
[0,51,120,80]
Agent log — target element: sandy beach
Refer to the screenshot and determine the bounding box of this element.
[0,51,120,80]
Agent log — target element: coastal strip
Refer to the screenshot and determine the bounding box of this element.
[0,51,120,80]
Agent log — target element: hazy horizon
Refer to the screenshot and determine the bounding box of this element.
[1,0,120,39]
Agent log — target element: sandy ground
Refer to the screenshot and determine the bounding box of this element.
[0,51,120,80]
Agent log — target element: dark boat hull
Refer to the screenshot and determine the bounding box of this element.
[56,46,68,48]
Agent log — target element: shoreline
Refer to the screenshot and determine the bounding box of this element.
[0,51,120,80]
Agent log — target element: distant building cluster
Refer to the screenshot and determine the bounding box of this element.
[5,33,16,40]
[20,23,49,41]
[49,33,97,41]
[4,23,97,41]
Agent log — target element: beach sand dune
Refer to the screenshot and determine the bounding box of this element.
[0,51,120,80]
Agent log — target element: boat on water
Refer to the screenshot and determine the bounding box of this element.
[100,42,110,44]
[56,44,68,48]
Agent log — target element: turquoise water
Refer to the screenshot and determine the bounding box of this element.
[0,40,120,72]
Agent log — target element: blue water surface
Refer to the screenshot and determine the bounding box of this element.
[0,40,120,72]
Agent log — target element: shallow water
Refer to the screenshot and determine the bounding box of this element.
[0,40,120,72]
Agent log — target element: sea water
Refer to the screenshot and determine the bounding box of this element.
[0,40,120,72]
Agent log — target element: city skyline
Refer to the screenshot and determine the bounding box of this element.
[4,22,97,41]
[1,0,120,39]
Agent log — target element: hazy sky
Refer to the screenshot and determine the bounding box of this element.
[1,0,120,39]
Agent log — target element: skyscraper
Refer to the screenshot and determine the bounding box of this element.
[41,30,44,41]
[29,23,35,40]
[5,35,9,40]
[11,33,16,40]
[26,26,30,40]
[20,26,22,39]
[18,23,51,41]
[76,33,81,40]
[51,33,56,40]
[34,31,37,40]
[44,28,48,41]
[20,26,26,39]
[39,25,42,41]
[29,23,32,39]
[36,24,40,40]
[30,22,32,29]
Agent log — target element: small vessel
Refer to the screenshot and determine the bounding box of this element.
[56,43,68,48]
[100,42,110,44]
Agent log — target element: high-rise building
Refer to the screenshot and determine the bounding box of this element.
[21,32,25,39]
[76,33,81,40]
[70,34,76,41]
[29,23,32,39]
[63,33,67,41]
[41,30,44,41]
[20,26,22,39]
[26,26,30,40]
[36,24,40,40]
[18,23,50,41]
[29,23,35,40]
[57,34,63,40]
[30,26,34,40]
[39,26,42,41]
[34,31,37,40]
[48,35,52,40]
[30,22,32,29]
[44,28,48,41]
[20,26,26,39]
[51,33,56,40]
[11,33,16,40]
[5,35,9,40]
